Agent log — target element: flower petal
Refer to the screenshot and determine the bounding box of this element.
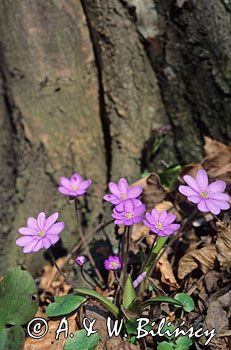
[127,186,142,199]
[211,200,230,210]
[44,213,59,231]
[118,178,128,193]
[197,200,209,212]
[23,239,40,253]
[196,170,208,190]
[16,236,34,247]
[32,239,44,252]
[208,180,226,193]
[151,209,159,221]
[164,213,176,225]
[27,217,38,230]
[168,224,180,232]
[133,216,143,224]
[146,212,157,225]
[159,210,167,222]
[134,204,146,216]
[187,195,201,204]
[143,219,153,230]
[59,176,72,189]
[109,182,120,195]
[42,237,52,249]
[70,173,82,185]
[78,179,91,190]
[179,185,198,197]
[114,219,125,225]
[124,199,134,212]
[205,199,221,215]
[19,227,37,235]
[37,212,46,230]
[46,222,65,235]
[47,235,60,245]
[58,186,76,196]
[208,192,229,201]
[183,175,200,192]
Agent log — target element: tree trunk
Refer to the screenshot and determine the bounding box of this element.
[0,0,230,274]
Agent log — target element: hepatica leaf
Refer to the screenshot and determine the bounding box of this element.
[0,325,25,350]
[0,266,38,328]
[64,329,100,350]
[174,293,195,312]
[46,294,85,317]
[157,341,175,350]
[122,275,136,309]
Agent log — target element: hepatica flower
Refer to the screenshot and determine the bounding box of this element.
[112,199,146,226]
[58,173,91,197]
[75,255,86,267]
[143,209,180,237]
[104,255,121,271]
[103,178,142,205]
[16,212,65,253]
[179,169,230,215]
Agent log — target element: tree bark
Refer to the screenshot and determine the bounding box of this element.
[0,0,230,273]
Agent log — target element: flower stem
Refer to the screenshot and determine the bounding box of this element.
[80,267,95,288]
[74,199,104,284]
[143,235,169,277]
[120,226,130,286]
[48,248,78,288]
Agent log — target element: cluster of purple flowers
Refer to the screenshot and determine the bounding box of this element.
[16,169,229,274]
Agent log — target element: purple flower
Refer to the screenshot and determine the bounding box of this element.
[112,199,146,226]
[179,169,230,215]
[75,255,86,267]
[103,178,142,205]
[58,173,91,197]
[16,212,64,253]
[133,272,147,288]
[143,209,180,236]
[104,255,121,270]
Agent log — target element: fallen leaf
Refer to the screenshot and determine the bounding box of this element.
[216,221,231,271]
[24,310,77,350]
[131,223,149,242]
[176,0,188,8]
[105,337,139,349]
[178,245,217,279]
[203,291,231,349]
[202,137,231,184]
[157,252,180,290]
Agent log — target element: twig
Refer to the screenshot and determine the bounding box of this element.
[47,248,78,288]
[74,199,104,284]
[80,266,95,288]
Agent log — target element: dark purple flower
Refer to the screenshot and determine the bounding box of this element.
[104,255,121,270]
[103,178,142,205]
[75,255,86,266]
[179,169,230,215]
[143,209,180,237]
[158,124,172,136]
[133,272,147,288]
[58,173,91,197]
[112,199,146,226]
[16,212,64,253]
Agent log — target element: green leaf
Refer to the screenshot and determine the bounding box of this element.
[75,289,119,317]
[174,293,195,312]
[46,294,86,317]
[141,296,183,310]
[64,329,100,350]
[122,276,136,309]
[0,266,38,328]
[0,325,25,350]
[157,341,175,350]
[175,336,193,349]
[161,324,176,340]
[159,165,182,190]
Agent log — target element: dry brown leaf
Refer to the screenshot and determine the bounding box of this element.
[216,221,231,271]
[24,310,77,350]
[202,137,231,184]
[131,223,149,242]
[178,245,217,279]
[157,252,180,290]
[133,173,166,211]
[39,258,72,296]
[105,337,139,349]
[176,0,188,8]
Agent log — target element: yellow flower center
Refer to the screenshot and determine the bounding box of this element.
[111,262,118,268]
[120,193,127,200]
[156,222,163,230]
[126,212,133,219]
[72,185,78,191]
[201,191,208,198]
[39,231,45,237]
